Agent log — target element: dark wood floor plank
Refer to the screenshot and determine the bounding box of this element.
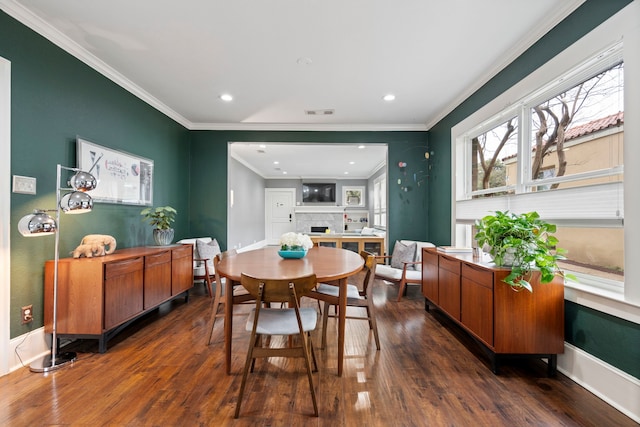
[0,279,636,426]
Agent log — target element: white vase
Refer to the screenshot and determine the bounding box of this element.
[153,228,174,245]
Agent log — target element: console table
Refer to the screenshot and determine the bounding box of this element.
[422,248,564,375]
[309,234,385,256]
[44,245,193,353]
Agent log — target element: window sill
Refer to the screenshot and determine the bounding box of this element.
[564,280,640,324]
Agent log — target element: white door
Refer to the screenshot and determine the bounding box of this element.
[265,188,296,245]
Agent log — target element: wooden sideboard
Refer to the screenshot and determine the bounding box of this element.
[309,234,385,256]
[44,245,193,352]
[421,248,564,375]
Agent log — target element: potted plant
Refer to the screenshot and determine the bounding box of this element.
[140,206,177,245]
[474,210,570,292]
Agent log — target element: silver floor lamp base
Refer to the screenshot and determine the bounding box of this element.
[29,351,77,373]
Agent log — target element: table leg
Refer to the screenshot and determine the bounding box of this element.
[225,278,233,375]
[338,277,347,376]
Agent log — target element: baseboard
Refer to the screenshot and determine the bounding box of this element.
[9,327,51,373]
[558,342,640,423]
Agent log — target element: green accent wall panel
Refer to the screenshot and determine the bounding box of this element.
[565,301,640,379]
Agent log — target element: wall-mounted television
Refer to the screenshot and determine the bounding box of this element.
[302,183,336,203]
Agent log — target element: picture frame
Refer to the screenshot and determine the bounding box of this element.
[343,186,365,207]
[77,137,153,206]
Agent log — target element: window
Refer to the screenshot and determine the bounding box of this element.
[373,174,386,229]
[456,45,625,288]
[470,117,518,197]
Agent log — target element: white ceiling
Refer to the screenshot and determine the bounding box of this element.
[1,0,584,178]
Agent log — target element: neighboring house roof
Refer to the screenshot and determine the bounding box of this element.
[564,111,624,141]
[501,111,624,161]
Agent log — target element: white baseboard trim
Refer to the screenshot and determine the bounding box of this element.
[9,326,50,373]
[558,342,640,423]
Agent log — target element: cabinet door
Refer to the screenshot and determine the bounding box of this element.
[438,255,461,320]
[144,251,172,308]
[363,241,382,256]
[104,257,144,330]
[341,241,359,253]
[439,268,461,320]
[172,244,193,295]
[422,249,438,303]
[461,264,494,346]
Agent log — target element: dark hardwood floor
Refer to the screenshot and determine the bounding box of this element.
[1,278,637,426]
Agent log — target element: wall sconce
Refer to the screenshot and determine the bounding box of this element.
[17,164,97,372]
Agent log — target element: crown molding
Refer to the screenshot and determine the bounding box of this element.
[424,0,586,130]
[188,122,427,132]
[0,0,191,129]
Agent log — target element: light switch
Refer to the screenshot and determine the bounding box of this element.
[12,175,36,195]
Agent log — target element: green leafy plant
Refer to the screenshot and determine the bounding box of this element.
[474,211,570,292]
[140,206,177,230]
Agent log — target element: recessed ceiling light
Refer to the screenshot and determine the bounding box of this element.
[358,145,366,149]
[344,171,349,175]
[349,161,355,165]
[259,144,266,149]
[273,161,279,165]
[283,171,288,175]
[383,94,396,101]
[220,93,233,102]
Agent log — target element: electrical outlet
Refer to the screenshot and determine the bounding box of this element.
[21,305,33,324]
[13,175,37,195]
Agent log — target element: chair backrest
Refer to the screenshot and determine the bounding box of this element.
[240,273,317,304]
[213,249,238,283]
[359,250,377,298]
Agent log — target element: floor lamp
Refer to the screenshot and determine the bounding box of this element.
[17,164,97,373]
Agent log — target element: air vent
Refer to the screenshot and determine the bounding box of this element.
[305,109,334,115]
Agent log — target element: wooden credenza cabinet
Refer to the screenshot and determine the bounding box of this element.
[45,245,193,352]
[421,248,564,374]
[309,235,385,256]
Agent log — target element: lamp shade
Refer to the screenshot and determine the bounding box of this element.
[18,211,57,236]
[68,171,97,192]
[60,191,93,213]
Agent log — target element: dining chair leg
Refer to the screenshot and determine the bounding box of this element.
[206,280,224,345]
[301,331,319,417]
[250,334,262,373]
[367,305,381,350]
[321,301,331,349]
[308,332,318,372]
[235,329,258,418]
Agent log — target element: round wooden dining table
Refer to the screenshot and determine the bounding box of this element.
[216,245,364,376]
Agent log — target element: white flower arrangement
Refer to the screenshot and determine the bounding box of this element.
[279,232,313,251]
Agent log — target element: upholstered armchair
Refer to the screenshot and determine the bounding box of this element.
[375,240,435,301]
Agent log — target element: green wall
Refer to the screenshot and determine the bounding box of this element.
[189,131,429,251]
[2,11,191,338]
[426,0,636,378]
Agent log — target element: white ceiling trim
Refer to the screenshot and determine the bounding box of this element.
[0,0,192,127]
[190,122,427,132]
[0,0,585,133]
[0,0,427,133]
[423,0,586,130]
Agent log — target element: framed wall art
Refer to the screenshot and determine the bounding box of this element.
[342,186,365,207]
[77,137,153,206]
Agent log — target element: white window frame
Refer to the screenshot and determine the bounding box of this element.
[373,174,386,229]
[450,3,640,319]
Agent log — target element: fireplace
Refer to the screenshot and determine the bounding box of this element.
[311,226,329,233]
